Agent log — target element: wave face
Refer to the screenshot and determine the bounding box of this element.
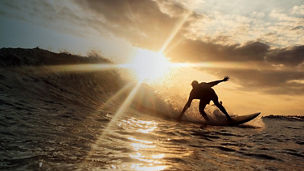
[1,48,303,170]
[0,48,130,169]
[0,48,176,169]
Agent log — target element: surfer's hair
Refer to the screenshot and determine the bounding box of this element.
[191,80,199,87]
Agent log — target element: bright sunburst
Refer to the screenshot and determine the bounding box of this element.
[127,49,171,83]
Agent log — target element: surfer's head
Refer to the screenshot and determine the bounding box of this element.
[191,80,199,88]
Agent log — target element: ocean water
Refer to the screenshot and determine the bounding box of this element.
[1,48,304,170]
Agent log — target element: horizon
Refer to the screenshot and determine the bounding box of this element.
[0,0,304,115]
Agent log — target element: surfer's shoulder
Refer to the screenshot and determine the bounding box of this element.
[199,82,209,87]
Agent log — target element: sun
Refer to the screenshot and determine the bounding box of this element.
[127,49,171,83]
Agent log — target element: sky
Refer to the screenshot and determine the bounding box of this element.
[0,0,303,115]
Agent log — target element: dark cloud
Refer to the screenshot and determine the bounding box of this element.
[266,46,304,66]
[166,36,304,66]
[74,0,188,50]
[166,39,270,62]
[207,68,304,95]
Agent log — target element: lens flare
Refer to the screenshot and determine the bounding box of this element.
[126,49,171,83]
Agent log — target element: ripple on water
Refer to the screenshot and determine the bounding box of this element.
[202,145,237,153]
[238,151,280,161]
[282,149,304,159]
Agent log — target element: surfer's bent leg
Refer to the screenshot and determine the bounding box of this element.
[212,96,232,120]
[199,101,209,121]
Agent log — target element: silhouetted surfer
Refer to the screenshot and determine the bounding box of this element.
[178,76,232,121]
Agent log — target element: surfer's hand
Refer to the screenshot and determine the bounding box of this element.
[223,76,229,82]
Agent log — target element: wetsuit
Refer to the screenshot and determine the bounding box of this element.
[179,79,231,121]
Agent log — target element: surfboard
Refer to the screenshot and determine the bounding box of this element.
[204,112,261,126]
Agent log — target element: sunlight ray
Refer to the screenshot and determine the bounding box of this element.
[102,81,142,134]
[163,36,184,56]
[159,10,192,53]
[41,63,127,73]
[168,62,266,70]
[100,83,133,110]
[83,81,142,163]
[169,62,210,68]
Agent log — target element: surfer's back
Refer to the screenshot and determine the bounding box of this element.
[190,82,215,99]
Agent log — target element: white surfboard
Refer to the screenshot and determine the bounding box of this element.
[205,112,261,126]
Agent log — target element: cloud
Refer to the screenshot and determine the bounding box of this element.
[291,4,304,15]
[2,0,303,49]
[266,46,304,66]
[166,39,270,62]
[0,0,95,37]
[166,33,304,67]
[154,0,187,17]
[210,68,304,95]
[184,8,304,47]
[73,0,189,50]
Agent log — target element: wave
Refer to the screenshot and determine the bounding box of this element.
[0,47,179,169]
[0,48,177,120]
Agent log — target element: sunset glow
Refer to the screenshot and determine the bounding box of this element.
[126,49,171,83]
[1,0,304,170]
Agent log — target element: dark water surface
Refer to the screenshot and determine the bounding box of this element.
[1,104,304,171]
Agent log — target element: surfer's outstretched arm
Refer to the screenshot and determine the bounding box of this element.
[206,76,229,87]
[178,96,193,121]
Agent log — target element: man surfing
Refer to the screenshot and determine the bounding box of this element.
[178,76,232,121]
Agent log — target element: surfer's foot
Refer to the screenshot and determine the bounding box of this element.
[226,116,233,121]
[177,116,183,122]
[203,117,210,121]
